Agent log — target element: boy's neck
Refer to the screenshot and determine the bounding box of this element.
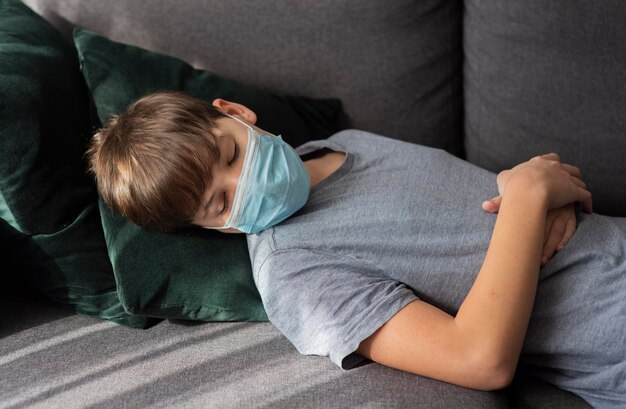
[302,148,346,187]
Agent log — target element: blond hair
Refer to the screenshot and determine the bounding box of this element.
[86,91,226,231]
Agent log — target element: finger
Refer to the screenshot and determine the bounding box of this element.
[481,195,502,213]
[570,176,587,189]
[557,216,577,251]
[481,200,496,213]
[542,217,566,266]
[578,187,593,214]
[561,163,582,179]
[541,152,561,161]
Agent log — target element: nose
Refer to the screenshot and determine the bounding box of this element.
[224,165,242,195]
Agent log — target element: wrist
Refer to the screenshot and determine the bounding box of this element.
[502,179,550,213]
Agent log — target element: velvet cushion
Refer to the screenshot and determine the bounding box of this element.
[0,0,157,328]
[73,28,341,150]
[73,28,342,321]
[463,0,626,217]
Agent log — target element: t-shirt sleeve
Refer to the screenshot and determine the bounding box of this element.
[255,248,419,369]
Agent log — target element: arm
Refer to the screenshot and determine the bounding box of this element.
[483,197,577,267]
[357,154,592,391]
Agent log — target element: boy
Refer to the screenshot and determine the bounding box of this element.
[88,91,624,408]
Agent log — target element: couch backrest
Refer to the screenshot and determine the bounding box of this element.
[23,0,464,156]
[463,0,626,216]
[23,0,626,215]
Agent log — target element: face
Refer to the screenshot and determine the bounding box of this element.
[191,115,254,233]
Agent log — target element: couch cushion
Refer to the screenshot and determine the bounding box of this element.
[73,28,345,321]
[24,0,464,156]
[0,284,510,409]
[509,370,593,409]
[463,0,626,217]
[0,0,156,328]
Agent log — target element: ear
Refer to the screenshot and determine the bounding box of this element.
[212,98,257,125]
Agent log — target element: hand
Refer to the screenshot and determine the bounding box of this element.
[489,153,593,213]
[483,197,577,266]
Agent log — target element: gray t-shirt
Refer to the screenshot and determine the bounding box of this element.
[246,130,626,408]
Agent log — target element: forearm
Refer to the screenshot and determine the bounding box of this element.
[358,185,550,390]
[455,185,548,377]
[358,156,589,390]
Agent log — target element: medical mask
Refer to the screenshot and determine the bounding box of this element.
[205,114,310,234]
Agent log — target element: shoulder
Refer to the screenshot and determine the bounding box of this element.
[297,129,413,152]
[328,130,448,161]
[328,129,406,146]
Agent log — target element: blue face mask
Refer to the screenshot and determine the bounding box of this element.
[206,114,310,234]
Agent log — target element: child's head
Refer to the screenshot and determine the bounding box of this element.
[87,91,227,231]
[88,90,311,234]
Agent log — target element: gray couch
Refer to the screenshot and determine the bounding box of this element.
[4,0,625,407]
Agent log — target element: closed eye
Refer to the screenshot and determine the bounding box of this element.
[229,140,239,165]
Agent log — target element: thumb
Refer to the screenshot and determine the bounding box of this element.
[482,195,502,213]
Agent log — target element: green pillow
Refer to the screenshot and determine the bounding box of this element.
[73,28,342,321]
[0,0,157,328]
[74,28,341,150]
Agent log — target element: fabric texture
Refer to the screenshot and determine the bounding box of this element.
[73,28,341,150]
[99,203,267,321]
[73,28,343,321]
[509,372,596,409]
[0,0,155,328]
[247,130,626,409]
[24,0,464,155]
[463,0,626,217]
[0,283,512,409]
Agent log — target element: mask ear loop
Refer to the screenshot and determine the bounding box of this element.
[225,113,254,132]
[225,113,280,138]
